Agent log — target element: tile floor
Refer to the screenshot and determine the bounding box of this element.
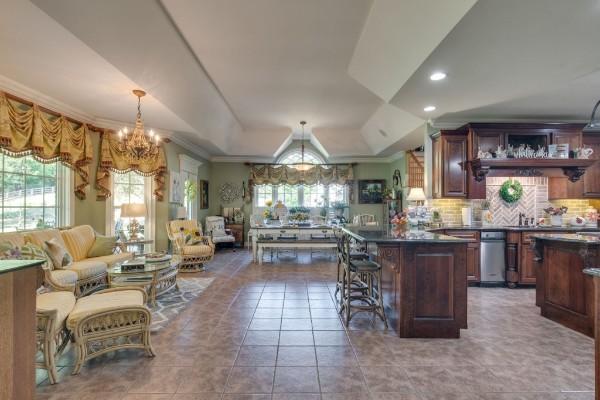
[36,249,595,399]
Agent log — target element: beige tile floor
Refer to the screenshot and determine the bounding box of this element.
[36,249,595,399]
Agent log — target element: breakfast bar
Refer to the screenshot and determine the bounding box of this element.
[0,259,45,400]
[342,226,470,338]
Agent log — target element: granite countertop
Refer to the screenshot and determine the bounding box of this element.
[342,225,470,243]
[253,224,333,229]
[433,224,600,232]
[529,233,600,244]
[0,259,45,275]
[583,268,600,277]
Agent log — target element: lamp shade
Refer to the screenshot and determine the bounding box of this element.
[406,187,427,201]
[176,206,187,219]
[121,203,147,218]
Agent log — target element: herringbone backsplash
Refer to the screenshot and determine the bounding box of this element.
[430,177,593,225]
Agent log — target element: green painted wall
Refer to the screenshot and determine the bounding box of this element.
[70,139,407,251]
[72,134,209,252]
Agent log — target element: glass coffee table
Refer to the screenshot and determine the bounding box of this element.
[108,255,180,306]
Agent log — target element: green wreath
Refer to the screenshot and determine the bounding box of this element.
[499,180,523,204]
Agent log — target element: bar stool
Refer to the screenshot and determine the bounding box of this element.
[334,233,368,308]
[339,232,388,328]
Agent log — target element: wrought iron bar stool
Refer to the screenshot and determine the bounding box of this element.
[339,232,388,328]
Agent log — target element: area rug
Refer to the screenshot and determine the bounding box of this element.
[150,277,215,332]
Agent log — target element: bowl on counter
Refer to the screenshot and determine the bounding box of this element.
[569,216,587,227]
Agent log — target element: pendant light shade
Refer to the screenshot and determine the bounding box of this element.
[583,99,600,133]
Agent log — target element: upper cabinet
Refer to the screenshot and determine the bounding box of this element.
[432,123,600,200]
[431,129,468,198]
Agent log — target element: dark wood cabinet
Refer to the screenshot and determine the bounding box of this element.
[552,130,582,150]
[225,223,244,247]
[445,230,480,283]
[519,244,537,285]
[548,130,584,199]
[582,134,600,197]
[470,130,505,159]
[431,130,468,198]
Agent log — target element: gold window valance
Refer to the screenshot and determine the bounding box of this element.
[95,130,167,201]
[249,164,354,186]
[0,92,93,199]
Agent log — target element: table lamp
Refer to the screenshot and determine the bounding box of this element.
[121,203,146,240]
[406,187,427,206]
[176,206,187,220]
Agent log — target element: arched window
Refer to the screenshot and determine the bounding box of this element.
[277,149,324,166]
[253,148,347,210]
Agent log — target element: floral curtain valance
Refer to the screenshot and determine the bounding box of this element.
[0,92,93,199]
[95,130,167,201]
[249,164,354,186]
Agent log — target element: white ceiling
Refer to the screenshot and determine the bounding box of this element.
[1,0,599,160]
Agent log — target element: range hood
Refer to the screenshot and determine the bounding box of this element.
[462,158,596,182]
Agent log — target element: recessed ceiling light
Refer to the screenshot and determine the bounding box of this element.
[430,72,447,81]
[424,106,436,112]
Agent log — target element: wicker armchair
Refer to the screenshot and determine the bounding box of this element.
[166,220,215,272]
[36,291,76,384]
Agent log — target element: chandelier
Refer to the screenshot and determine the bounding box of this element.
[295,120,313,171]
[117,89,160,159]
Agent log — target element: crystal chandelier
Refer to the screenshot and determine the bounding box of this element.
[117,90,160,159]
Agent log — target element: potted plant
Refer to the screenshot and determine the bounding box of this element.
[481,200,493,226]
[382,187,393,200]
[544,206,568,227]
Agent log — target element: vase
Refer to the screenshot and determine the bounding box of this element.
[481,209,493,226]
[551,215,562,227]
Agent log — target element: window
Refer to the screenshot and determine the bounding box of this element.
[253,148,348,211]
[0,154,71,232]
[179,154,202,221]
[106,171,155,247]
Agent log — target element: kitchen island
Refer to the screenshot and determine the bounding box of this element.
[0,259,45,400]
[342,226,470,338]
[531,233,600,337]
[583,268,600,400]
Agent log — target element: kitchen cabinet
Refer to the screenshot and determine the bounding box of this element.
[582,134,600,197]
[444,230,480,283]
[548,130,584,199]
[431,130,468,198]
[225,223,244,247]
[470,130,505,159]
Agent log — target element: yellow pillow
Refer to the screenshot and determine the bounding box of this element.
[87,235,117,258]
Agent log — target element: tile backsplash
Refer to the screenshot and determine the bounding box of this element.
[430,177,593,225]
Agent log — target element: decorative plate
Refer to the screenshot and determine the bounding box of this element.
[219,182,242,203]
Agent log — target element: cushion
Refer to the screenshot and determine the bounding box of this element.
[182,244,213,255]
[0,232,25,247]
[49,269,78,288]
[44,238,73,270]
[169,220,201,236]
[87,235,117,258]
[212,229,228,238]
[212,235,235,244]
[0,242,53,272]
[37,291,76,333]
[67,290,145,331]
[61,225,96,261]
[68,260,107,280]
[89,252,133,267]
[184,231,205,246]
[25,229,66,251]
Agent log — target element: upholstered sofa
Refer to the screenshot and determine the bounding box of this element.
[166,219,214,272]
[0,225,133,297]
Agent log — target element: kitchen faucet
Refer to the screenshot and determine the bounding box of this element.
[518,213,525,227]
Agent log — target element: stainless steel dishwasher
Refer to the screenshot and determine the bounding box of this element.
[480,231,506,285]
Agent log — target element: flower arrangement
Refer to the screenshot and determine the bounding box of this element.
[179,227,203,245]
[289,212,310,222]
[288,206,311,214]
[263,208,273,220]
[543,206,568,216]
[265,199,273,207]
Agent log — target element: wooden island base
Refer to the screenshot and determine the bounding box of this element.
[378,242,468,338]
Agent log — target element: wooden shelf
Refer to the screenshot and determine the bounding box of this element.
[462,158,596,182]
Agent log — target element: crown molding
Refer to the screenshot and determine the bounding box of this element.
[432,117,588,129]
[211,151,406,164]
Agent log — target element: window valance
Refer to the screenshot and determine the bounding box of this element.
[95,130,167,201]
[0,92,93,199]
[249,164,354,186]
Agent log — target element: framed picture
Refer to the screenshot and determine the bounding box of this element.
[169,171,183,204]
[199,180,209,209]
[358,179,385,204]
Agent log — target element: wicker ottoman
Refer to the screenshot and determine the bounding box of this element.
[66,287,155,374]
